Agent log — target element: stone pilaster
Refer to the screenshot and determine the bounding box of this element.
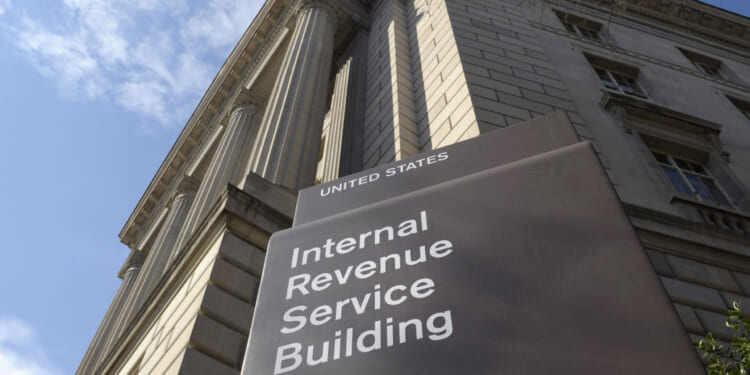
[318,32,368,182]
[114,177,198,339]
[90,254,143,373]
[248,2,338,190]
[173,105,260,258]
[75,263,141,375]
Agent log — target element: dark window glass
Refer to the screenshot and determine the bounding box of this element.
[684,174,715,203]
[652,152,669,164]
[662,167,693,195]
[702,178,732,206]
[674,158,692,171]
[688,163,706,174]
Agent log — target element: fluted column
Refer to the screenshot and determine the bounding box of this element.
[319,32,368,182]
[91,258,142,373]
[249,2,338,189]
[173,105,260,258]
[76,264,141,375]
[115,181,196,340]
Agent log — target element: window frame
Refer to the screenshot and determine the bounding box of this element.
[728,96,750,121]
[554,10,603,41]
[594,66,647,98]
[585,54,647,98]
[678,48,725,79]
[651,150,734,208]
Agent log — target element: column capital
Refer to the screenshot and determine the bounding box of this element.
[294,0,339,31]
[167,175,198,206]
[176,174,200,195]
[230,103,259,117]
[118,250,145,278]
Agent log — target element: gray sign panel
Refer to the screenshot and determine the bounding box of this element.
[242,142,704,375]
[294,112,579,226]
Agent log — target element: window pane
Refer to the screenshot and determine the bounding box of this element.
[652,151,669,164]
[701,177,732,206]
[579,28,599,40]
[699,63,720,77]
[563,22,576,33]
[612,73,644,96]
[612,73,632,89]
[673,158,692,171]
[688,162,706,175]
[684,174,716,203]
[662,167,693,195]
[595,68,615,87]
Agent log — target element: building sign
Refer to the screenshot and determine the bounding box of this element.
[294,112,579,225]
[241,114,705,374]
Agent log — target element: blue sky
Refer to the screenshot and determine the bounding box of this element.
[0,0,263,373]
[0,0,747,374]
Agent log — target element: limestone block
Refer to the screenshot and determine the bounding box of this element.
[673,303,705,334]
[200,284,254,334]
[666,255,742,293]
[218,232,266,277]
[210,258,260,303]
[189,314,245,368]
[645,249,673,276]
[179,347,239,375]
[695,309,734,341]
[660,276,726,312]
[732,271,750,295]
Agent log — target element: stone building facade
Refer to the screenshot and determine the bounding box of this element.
[78,0,750,373]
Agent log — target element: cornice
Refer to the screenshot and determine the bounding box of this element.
[117,249,145,279]
[573,0,750,51]
[599,90,723,136]
[531,21,750,96]
[119,0,290,247]
[120,0,369,248]
[624,202,750,251]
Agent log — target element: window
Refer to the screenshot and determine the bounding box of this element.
[601,92,744,215]
[594,67,646,97]
[651,150,733,207]
[679,48,724,79]
[586,55,646,98]
[728,96,750,121]
[554,10,602,41]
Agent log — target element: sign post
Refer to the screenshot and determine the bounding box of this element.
[241,113,705,374]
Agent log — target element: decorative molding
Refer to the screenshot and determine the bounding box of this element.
[243,26,290,90]
[625,202,749,244]
[175,175,199,196]
[600,90,722,136]
[118,0,301,248]
[531,21,750,95]
[118,250,145,279]
[120,0,372,249]
[542,0,750,51]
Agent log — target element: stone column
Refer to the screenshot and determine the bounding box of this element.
[75,264,141,375]
[319,32,368,182]
[249,1,338,190]
[115,180,197,338]
[173,105,260,258]
[89,258,142,373]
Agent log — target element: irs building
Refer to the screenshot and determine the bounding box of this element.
[78,0,750,373]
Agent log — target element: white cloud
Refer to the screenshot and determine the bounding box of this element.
[1,0,263,131]
[182,0,259,50]
[0,317,61,375]
[0,0,10,15]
